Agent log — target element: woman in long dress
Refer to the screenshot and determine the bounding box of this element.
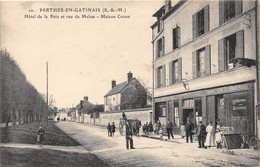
[205,121,215,148]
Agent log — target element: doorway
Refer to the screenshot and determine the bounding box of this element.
[183,109,194,124]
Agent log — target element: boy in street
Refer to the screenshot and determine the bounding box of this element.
[125,120,135,149]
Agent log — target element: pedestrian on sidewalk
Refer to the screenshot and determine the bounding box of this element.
[180,123,186,139]
[166,120,174,139]
[148,122,153,137]
[107,123,112,137]
[111,122,116,137]
[125,120,135,149]
[37,125,45,147]
[185,120,194,143]
[205,121,215,148]
[196,121,206,148]
[215,129,223,149]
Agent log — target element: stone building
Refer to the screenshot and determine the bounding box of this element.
[151,0,259,134]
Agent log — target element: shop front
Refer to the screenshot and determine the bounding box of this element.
[154,82,255,134]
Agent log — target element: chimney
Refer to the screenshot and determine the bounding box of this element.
[84,96,88,101]
[127,71,133,83]
[165,0,171,13]
[112,80,116,89]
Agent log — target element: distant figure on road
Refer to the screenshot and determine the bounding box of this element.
[166,120,174,139]
[122,112,127,120]
[111,122,116,137]
[37,125,45,147]
[185,120,194,143]
[107,123,112,137]
[57,117,60,122]
[196,121,206,148]
[125,120,135,149]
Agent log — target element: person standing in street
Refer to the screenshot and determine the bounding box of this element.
[125,120,135,149]
[180,123,186,139]
[148,122,153,137]
[185,120,194,143]
[111,122,116,137]
[205,121,215,148]
[107,123,112,137]
[166,120,174,139]
[37,125,45,147]
[196,121,206,148]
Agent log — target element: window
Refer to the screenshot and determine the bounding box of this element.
[195,99,202,125]
[197,9,205,36]
[197,48,206,77]
[170,58,182,84]
[157,37,165,58]
[174,101,179,127]
[157,65,165,88]
[192,5,209,39]
[225,1,235,21]
[192,45,211,79]
[219,0,242,25]
[172,26,180,50]
[218,31,244,72]
[158,19,164,33]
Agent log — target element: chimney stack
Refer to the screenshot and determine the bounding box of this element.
[112,80,116,89]
[165,0,171,13]
[127,71,133,83]
[84,96,88,101]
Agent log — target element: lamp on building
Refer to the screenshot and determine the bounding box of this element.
[243,13,252,28]
[182,79,189,90]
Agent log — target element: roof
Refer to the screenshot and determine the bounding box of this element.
[104,81,128,97]
[87,104,104,114]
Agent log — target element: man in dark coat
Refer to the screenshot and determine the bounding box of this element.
[196,121,206,148]
[107,123,112,137]
[111,122,116,137]
[125,120,135,149]
[185,120,194,143]
[166,120,174,139]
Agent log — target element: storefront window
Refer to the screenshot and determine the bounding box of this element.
[183,99,194,108]
[195,99,202,125]
[174,101,179,127]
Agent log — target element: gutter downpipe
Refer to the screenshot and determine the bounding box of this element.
[255,0,260,138]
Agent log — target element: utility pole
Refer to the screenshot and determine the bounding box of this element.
[46,62,49,124]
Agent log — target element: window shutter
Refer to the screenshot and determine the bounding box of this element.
[218,39,225,72]
[236,30,244,58]
[192,13,197,40]
[177,26,181,48]
[204,5,210,33]
[163,37,165,56]
[219,1,225,25]
[169,62,173,85]
[172,29,175,50]
[163,65,166,86]
[155,68,158,88]
[205,45,211,75]
[235,0,242,16]
[178,58,182,82]
[192,51,197,79]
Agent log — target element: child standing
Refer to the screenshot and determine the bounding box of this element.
[37,125,45,147]
[180,123,186,138]
[215,129,223,149]
[159,127,163,140]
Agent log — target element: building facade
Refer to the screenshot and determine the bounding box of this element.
[151,0,259,134]
[104,72,147,112]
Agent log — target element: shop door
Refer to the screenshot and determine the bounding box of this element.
[183,109,194,124]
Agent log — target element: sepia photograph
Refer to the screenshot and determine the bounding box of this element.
[0,0,260,166]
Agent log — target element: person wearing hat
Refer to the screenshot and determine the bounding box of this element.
[37,125,45,147]
[205,121,215,148]
[196,121,206,148]
[125,120,135,149]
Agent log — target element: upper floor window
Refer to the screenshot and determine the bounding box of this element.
[157,65,165,88]
[192,5,209,39]
[157,37,165,58]
[219,0,242,25]
[169,58,182,84]
[218,30,244,72]
[158,19,164,33]
[172,26,181,50]
[192,45,211,79]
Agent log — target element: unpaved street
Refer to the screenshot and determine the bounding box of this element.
[56,122,259,167]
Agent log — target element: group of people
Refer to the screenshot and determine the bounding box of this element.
[180,119,223,149]
[106,122,116,137]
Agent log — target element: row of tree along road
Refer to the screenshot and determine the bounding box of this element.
[0,49,49,127]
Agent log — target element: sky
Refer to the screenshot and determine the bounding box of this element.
[0,0,164,108]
